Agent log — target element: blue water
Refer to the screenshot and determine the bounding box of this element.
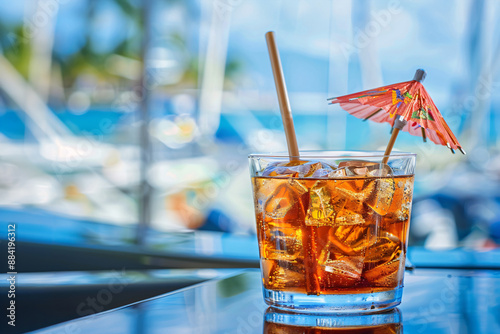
[0,108,492,150]
[0,109,129,140]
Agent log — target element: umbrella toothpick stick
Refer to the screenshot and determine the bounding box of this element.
[382,69,426,164]
[265,31,300,161]
[382,116,407,164]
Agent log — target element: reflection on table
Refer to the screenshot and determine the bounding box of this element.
[264,308,402,333]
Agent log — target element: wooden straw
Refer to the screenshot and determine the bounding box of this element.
[266,32,320,294]
[265,31,300,161]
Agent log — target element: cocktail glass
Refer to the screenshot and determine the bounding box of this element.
[249,151,416,313]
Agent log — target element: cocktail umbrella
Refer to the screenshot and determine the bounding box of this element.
[328,69,465,163]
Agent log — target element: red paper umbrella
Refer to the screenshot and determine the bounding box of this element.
[328,69,465,162]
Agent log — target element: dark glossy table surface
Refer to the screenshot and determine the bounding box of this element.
[32,268,500,334]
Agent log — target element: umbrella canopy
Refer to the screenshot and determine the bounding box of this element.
[328,69,465,155]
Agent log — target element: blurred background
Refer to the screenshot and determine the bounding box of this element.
[0,0,499,264]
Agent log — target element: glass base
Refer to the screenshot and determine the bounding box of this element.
[265,307,402,328]
[263,287,402,314]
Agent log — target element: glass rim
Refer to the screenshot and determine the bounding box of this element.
[248,150,417,159]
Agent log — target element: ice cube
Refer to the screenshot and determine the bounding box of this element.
[384,181,412,222]
[305,181,347,226]
[329,167,348,178]
[317,225,375,262]
[290,161,327,177]
[403,178,413,199]
[320,166,358,178]
[255,177,310,229]
[364,232,402,265]
[304,166,397,226]
[310,168,330,178]
[319,256,363,288]
[362,257,402,288]
[362,232,403,288]
[261,160,309,177]
[383,179,410,222]
[335,209,366,225]
[262,160,334,178]
[287,179,309,195]
[305,179,374,226]
[333,185,369,225]
[333,225,377,253]
[262,259,306,289]
[307,166,351,178]
[330,163,397,218]
[364,178,396,216]
[254,178,287,211]
[338,160,376,176]
[263,181,306,219]
[338,160,393,177]
[323,256,363,276]
[310,167,334,178]
[261,161,295,177]
[310,163,340,178]
[262,226,303,261]
[367,165,393,177]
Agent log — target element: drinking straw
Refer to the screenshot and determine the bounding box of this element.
[266,31,320,295]
[265,31,300,161]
